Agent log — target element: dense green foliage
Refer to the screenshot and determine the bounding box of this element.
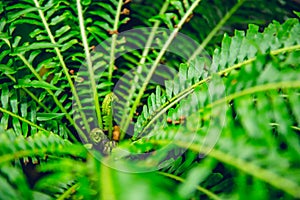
[0,0,300,199]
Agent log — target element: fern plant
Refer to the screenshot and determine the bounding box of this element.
[0,0,300,199]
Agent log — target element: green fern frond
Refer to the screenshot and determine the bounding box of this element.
[0,125,86,199]
[0,127,86,165]
[136,18,300,139]
[0,0,299,199]
[126,18,300,199]
[117,0,202,139]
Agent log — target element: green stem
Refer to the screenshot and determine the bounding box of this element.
[119,1,169,138]
[76,0,103,129]
[188,0,245,62]
[121,0,202,139]
[6,74,78,141]
[0,146,84,164]
[136,80,300,144]
[100,163,116,200]
[154,140,300,199]
[57,183,79,200]
[6,74,50,112]
[33,0,91,134]
[138,44,300,137]
[270,123,300,131]
[158,171,221,200]
[291,126,300,131]
[108,110,113,139]
[21,88,50,112]
[138,1,169,68]
[0,106,51,134]
[17,54,88,142]
[203,81,300,110]
[108,0,123,84]
[0,149,46,164]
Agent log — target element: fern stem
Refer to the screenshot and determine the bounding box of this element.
[0,146,85,164]
[0,106,51,134]
[121,0,202,139]
[108,0,123,84]
[33,0,91,134]
[203,80,300,110]
[139,44,300,136]
[7,74,77,141]
[138,1,169,68]
[20,88,50,112]
[119,1,169,135]
[76,0,103,129]
[158,171,221,200]
[270,123,300,131]
[0,149,45,164]
[6,74,50,112]
[108,111,113,139]
[17,54,40,79]
[100,163,116,200]
[188,0,245,62]
[291,126,300,131]
[154,140,300,198]
[57,183,79,200]
[17,54,88,142]
[138,80,300,139]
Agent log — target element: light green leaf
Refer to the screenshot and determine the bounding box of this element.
[0,64,17,75]
[14,43,61,53]
[15,80,60,90]
[37,113,66,121]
